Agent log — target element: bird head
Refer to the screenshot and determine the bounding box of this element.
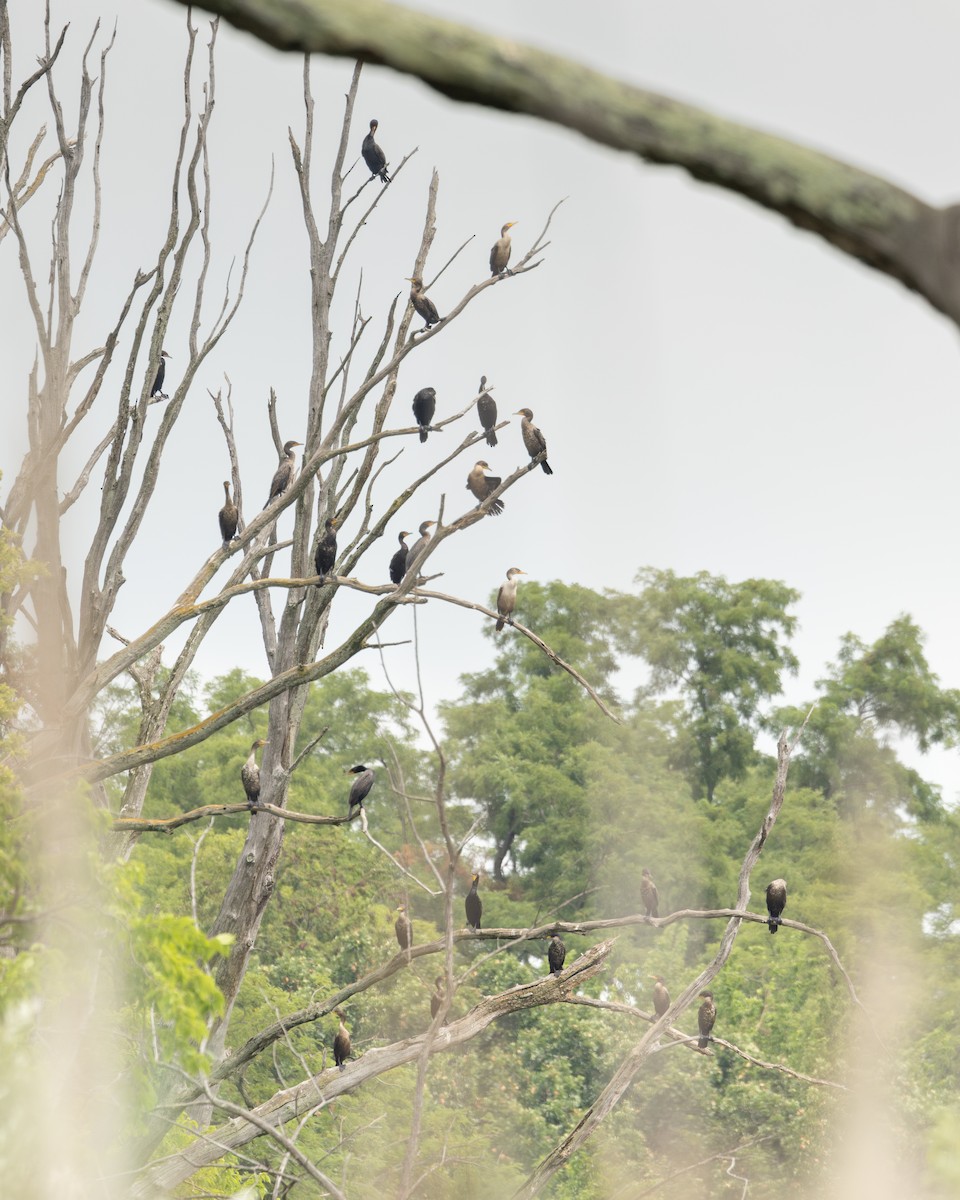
[419,520,436,533]
[471,873,480,885]
[506,567,526,578]
[160,349,171,359]
[345,764,368,775]
[282,439,303,454]
[698,990,713,1000]
[369,119,378,131]
[405,276,424,288]
[513,408,534,419]
[501,221,517,235]
[326,516,338,529]
[399,530,412,540]
[251,738,267,750]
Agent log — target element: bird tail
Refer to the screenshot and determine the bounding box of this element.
[419,427,428,443]
[488,499,505,516]
[495,617,505,632]
[380,168,391,184]
[316,574,325,589]
[541,460,554,475]
[768,918,779,933]
[485,430,498,447]
[698,1036,708,1049]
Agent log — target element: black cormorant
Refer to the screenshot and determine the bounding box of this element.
[547,933,566,976]
[389,531,412,585]
[395,903,412,951]
[477,376,498,447]
[467,461,504,515]
[345,764,374,814]
[150,350,171,399]
[219,481,238,546]
[314,517,338,584]
[640,868,659,919]
[333,1010,351,1070]
[650,974,670,1018]
[465,873,482,930]
[264,440,303,508]
[362,119,390,184]
[697,991,716,1049]
[241,738,266,808]
[405,277,441,331]
[496,567,525,631]
[515,408,553,475]
[412,386,437,442]
[765,878,787,933]
[490,222,517,276]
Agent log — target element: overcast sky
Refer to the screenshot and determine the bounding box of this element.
[4,0,960,800]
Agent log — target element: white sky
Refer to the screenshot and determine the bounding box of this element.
[4,0,960,800]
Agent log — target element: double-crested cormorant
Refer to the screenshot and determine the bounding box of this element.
[150,350,171,399]
[765,878,787,933]
[395,903,412,951]
[465,873,482,930]
[515,408,553,475]
[640,868,659,919]
[345,764,374,814]
[389,530,412,585]
[406,277,441,332]
[219,481,239,546]
[430,975,445,1019]
[264,440,303,508]
[241,738,266,809]
[650,974,670,1018]
[490,222,517,276]
[496,567,525,631]
[547,933,566,976]
[697,991,716,1049]
[467,461,504,515]
[477,376,498,447]
[314,516,338,584]
[333,1010,351,1071]
[361,119,390,184]
[412,386,437,442]
[406,520,436,576]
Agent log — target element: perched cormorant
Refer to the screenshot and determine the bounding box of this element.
[150,350,171,399]
[412,386,437,442]
[361,119,390,184]
[465,873,482,930]
[264,440,303,508]
[547,933,566,976]
[496,567,525,631]
[650,974,670,1018]
[406,520,436,576]
[515,408,553,475]
[697,991,716,1049]
[241,738,266,809]
[430,975,445,1019]
[218,481,238,546]
[467,461,504,515]
[477,376,498,447]
[640,868,659,919]
[490,222,517,276]
[405,277,442,331]
[765,878,787,934]
[314,517,338,584]
[345,764,374,814]
[395,903,412,951]
[333,1010,351,1071]
[389,531,412,585]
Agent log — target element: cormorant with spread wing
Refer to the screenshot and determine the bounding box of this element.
[765,878,787,933]
[389,530,412,584]
[465,874,482,930]
[412,386,437,442]
[515,408,553,474]
[241,739,266,809]
[406,277,441,331]
[496,567,525,631]
[547,933,566,976]
[641,868,659,918]
[490,222,517,276]
[362,119,390,183]
[264,440,303,508]
[150,350,171,399]
[477,376,498,447]
[467,461,504,515]
[697,991,716,1049]
[219,481,238,546]
[345,764,374,815]
[314,517,338,584]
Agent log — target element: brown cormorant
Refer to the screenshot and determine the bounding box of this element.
[496,567,525,631]
[362,119,390,184]
[650,974,670,1018]
[264,440,303,508]
[405,277,441,331]
[333,1010,351,1070]
[406,520,436,575]
[547,933,566,976]
[430,975,445,1019]
[467,461,504,515]
[515,408,553,475]
[389,531,412,585]
[219,481,238,546]
[241,738,266,809]
[640,868,659,919]
[465,873,482,930]
[412,386,437,442]
[477,376,498,447]
[395,903,412,951]
[150,350,171,399]
[490,222,517,276]
[345,764,374,814]
[765,878,787,933]
[314,516,338,584]
[697,991,716,1049]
